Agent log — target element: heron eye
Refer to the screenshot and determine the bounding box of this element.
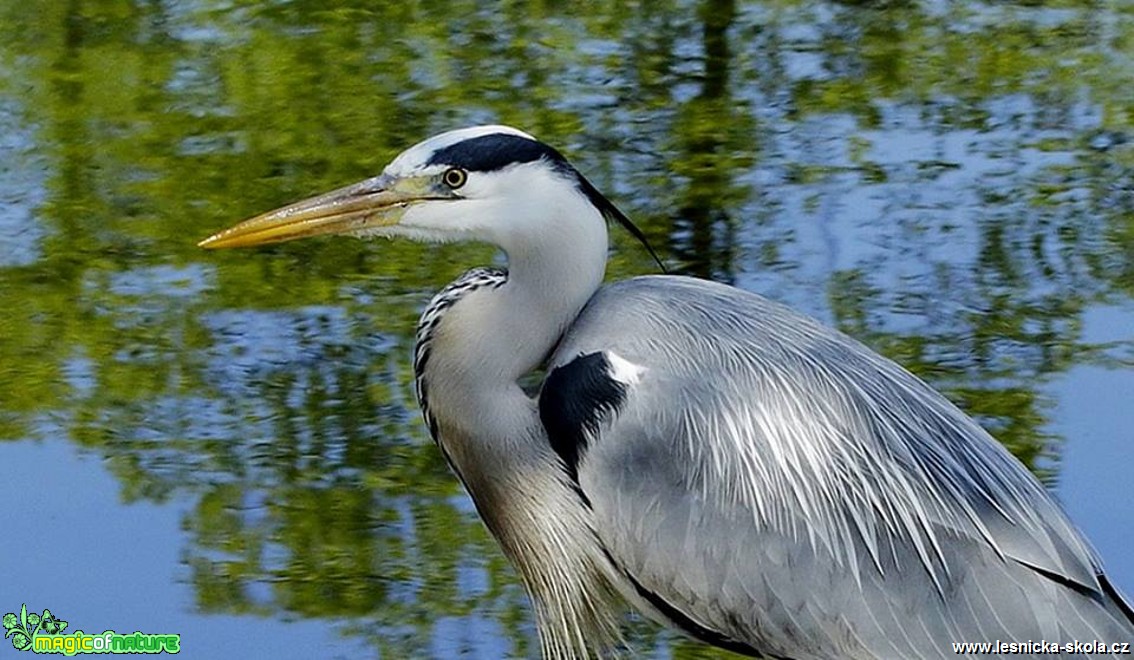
[442,168,468,189]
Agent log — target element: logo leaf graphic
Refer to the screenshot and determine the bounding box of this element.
[5,604,46,651]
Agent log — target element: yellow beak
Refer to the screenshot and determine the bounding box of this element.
[198,175,424,249]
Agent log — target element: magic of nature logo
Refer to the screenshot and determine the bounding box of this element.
[4,604,180,655]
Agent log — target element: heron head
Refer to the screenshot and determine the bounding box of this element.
[198,125,621,250]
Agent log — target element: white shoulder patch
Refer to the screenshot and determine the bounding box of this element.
[604,351,646,386]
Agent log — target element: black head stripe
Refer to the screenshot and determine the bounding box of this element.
[426,133,570,173]
[428,132,667,272]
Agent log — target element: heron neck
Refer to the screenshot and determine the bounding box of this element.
[498,237,607,376]
[413,204,621,656]
[418,199,609,435]
[472,190,611,381]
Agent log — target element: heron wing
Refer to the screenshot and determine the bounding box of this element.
[544,275,1134,659]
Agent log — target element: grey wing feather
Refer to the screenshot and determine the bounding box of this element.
[549,275,1134,659]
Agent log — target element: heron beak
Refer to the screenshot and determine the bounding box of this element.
[198,175,424,249]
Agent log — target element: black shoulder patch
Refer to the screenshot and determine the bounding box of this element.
[539,352,629,484]
[426,133,570,173]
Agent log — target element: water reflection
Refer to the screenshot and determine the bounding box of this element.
[1,1,1131,657]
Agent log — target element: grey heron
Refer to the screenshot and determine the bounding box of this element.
[200,125,1134,659]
